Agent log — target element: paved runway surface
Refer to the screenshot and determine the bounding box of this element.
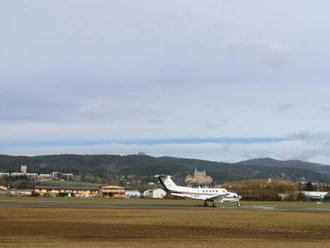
[1,200,330,212]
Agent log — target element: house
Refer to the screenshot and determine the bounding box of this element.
[125,190,141,198]
[0,185,7,191]
[0,172,10,177]
[143,188,166,199]
[302,191,328,200]
[100,185,125,198]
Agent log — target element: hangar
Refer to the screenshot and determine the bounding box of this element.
[100,185,125,198]
[33,186,100,197]
[32,185,127,198]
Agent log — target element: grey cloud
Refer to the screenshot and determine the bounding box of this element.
[287,131,312,141]
[205,120,227,130]
[1,1,330,162]
[273,104,293,113]
[321,105,330,112]
[286,131,330,143]
[284,135,330,164]
[224,38,290,67]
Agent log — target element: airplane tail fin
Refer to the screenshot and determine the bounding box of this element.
[156,175,178,192]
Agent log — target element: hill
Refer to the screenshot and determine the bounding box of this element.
[0,154,329,183]
[236,158,330,176]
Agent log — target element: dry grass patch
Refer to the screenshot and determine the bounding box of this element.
[0,206,330,248]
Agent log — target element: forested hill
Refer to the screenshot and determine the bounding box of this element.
[0,154,329,183]
[236,158,330,176]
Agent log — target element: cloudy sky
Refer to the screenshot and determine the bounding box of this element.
[1,1,330,163]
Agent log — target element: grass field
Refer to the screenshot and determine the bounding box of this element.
[1,196,330,208]
[1,199,330,248]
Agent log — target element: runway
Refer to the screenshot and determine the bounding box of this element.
[1,200,330,212]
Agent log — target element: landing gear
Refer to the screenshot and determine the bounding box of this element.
[213,200,224,208]
[204,200,216,207]
[204,200,224,208]
[204,200,241,208]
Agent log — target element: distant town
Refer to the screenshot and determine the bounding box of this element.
[0,165,77,181]
[0,165,169,199]
[0,165,329,201]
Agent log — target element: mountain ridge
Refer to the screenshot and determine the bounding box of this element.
[236,157,330,176]
[0,154,329,183]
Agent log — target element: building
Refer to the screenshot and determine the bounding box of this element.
[21,165,27,174]
[278,193,291,201]
[39,174,52,180]
[10,172,24,177]
[0,185,7,191]
[100,185,125,198]
[0,185,8,196]
[143,188,166,199]
[25,173,38,180]
[33,186,100,197]
[51,171,75,180]
[0,172,9,177]
[125,190,141,198]
[302,191,328,200]
[185,168,213,186]
[10,189,33,197]
[62,173,74,180]
[0,166,78,181]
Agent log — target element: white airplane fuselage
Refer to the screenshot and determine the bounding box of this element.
[157,175,241,205]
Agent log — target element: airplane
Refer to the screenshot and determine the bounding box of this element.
[156,175,241,208]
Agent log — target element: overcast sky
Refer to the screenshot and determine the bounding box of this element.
[1,1,330,163]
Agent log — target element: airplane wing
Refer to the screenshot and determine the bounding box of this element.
[206,193,242,202]
[205,193,230,201]
[171,192,228,201]
[171,193,208,200]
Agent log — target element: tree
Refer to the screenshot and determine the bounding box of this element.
[305,181,314,191]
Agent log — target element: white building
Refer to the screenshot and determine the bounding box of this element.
[25,173,38,180]
[0,172,10,177]
[125,190,141,198]
[302,191,328,200]
[39,174,52,179]
[21,165,27,174]
[143,188,167,199]
[10,172,23,177]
